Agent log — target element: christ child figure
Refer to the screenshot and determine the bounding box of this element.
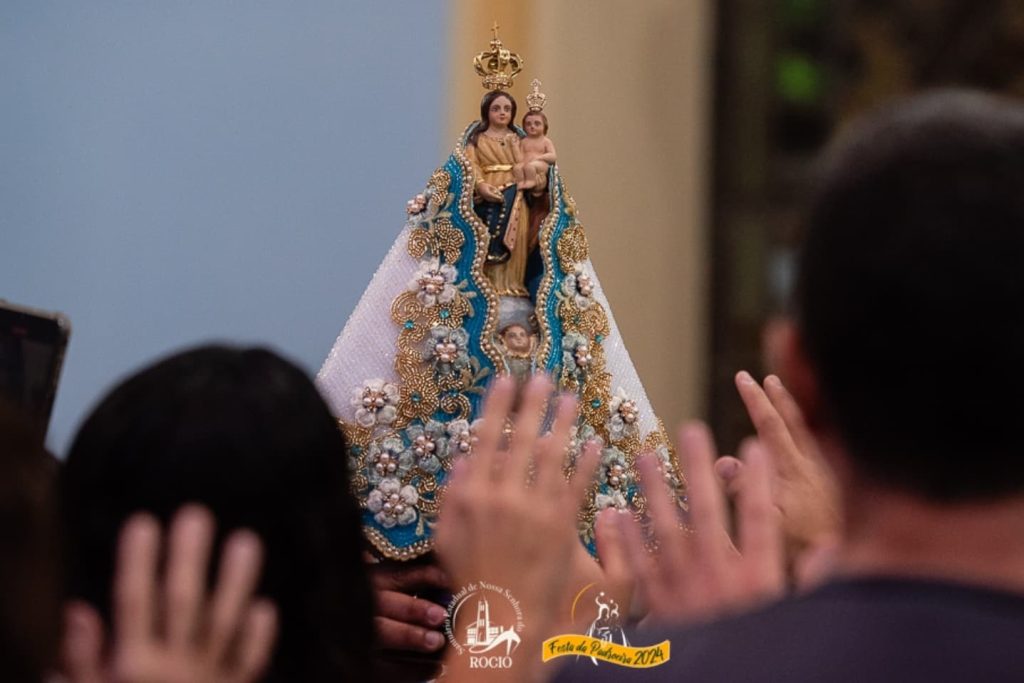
[512,110,557,193]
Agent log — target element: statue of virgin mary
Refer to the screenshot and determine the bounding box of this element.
[316,30,685,560]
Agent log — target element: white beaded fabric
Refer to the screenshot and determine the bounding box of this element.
[316,226,413,417]
[578,259,659,439]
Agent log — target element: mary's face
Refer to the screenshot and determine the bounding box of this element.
[488,96,514,127]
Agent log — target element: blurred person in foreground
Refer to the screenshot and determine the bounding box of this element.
[59,345,375,681]
[0,402,61,683]
[553,90,1024,681]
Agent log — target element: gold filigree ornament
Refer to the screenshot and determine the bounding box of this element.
[427,292,473,328]
[407,170,463,263]
[396,368,440,424]
[563,300,611,340]
[341,420,374,452]
[407,214,464,265]
[556,224,590,272]
[439,393,472,422]
[428,169,451,204]
[417,479,443,517]
[474,21,524,91]
[390,289,473,344]
[350,471,369,498]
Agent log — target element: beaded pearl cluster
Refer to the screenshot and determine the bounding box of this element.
[374,451,399,477]
[574,342,593,368]
[434,340,459,364]
[616,398,639,426]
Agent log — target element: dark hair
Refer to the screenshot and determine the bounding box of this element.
[469,90,517,147]
[61,345,374,681]
[0,401,60,683]
[522,110,548,134]
[795,90,1024,501]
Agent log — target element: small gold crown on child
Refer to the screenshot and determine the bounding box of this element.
[525,79,547,112]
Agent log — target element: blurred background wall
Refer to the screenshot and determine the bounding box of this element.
[709,0,1024,449]
[0,1,447,453]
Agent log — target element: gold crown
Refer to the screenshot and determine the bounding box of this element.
[526,79,547,112]
[474,22,524,91]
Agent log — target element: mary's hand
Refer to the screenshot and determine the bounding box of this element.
[476,182,503,203]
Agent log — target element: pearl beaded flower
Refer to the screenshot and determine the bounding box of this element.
[561,264,595,309]
[408,257,457,307]
[366,436,411,484]
[446,418,481,457]
[425,326,470,375]
[351,379,400,428]
[406,193,427,215]
[367,478,419,528]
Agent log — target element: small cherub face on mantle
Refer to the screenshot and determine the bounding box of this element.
[496,322,537,385]
[498,322,535,357]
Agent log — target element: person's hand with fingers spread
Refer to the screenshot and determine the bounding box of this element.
[435,375,600,683]
[62,506,277,683]
[725,371,840,573]
[605,423,785,627]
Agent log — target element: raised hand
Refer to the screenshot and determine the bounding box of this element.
[434,375,600,682]
[605,423,785,626]
[62,506,277,683]
[725,371,839,565]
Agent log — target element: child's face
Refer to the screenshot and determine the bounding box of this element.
[524,115,545,138]
[501,325,531,353]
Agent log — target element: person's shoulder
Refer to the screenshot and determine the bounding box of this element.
[693,577,1024,681]
[553,576,1024,683]
[683,575,1024,644]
